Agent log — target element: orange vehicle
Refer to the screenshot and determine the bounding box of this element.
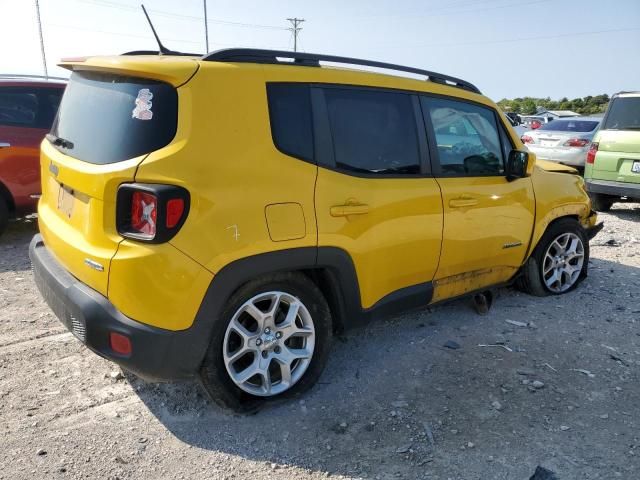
[0,75,65,234]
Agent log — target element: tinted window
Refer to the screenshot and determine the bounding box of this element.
[424,97,504,176]
[0,89,38,127]
[0,87,64,129]
[538,119,599,132]
[603,96,640,130]
[267,84,313,161]
[52,71,177,164]
[324,88,420,175]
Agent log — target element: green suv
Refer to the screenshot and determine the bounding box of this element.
[585,92,640,211]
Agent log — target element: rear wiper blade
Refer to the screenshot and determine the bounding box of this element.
[46,133,74,150]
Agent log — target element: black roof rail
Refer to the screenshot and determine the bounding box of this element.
[121,50,201,56]
[201,48,481,94]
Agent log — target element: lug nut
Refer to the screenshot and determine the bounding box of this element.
[255,339,262,346]
[265,327,271,334]
[262,351,268,358]
[274,346,281,354]
[275,331,282,339]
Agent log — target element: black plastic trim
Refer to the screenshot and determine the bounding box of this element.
[202,49,481,94]
[29,234,204,381]
[585,179,640,199]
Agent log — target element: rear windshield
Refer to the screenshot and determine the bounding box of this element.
[603,96,640,130]
[537,119,599,132]
[51,71,177,164]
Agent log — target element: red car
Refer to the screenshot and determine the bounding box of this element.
[0,75,66,235]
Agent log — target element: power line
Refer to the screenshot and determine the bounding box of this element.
[399,26,640,48]
[286,18,305,52]
[34,0,48,78]
[73,0,288,31]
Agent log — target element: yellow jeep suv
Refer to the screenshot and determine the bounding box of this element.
[30,49,602,410]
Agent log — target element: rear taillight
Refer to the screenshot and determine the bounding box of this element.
[521,135,534,144]
[564,138,590,148]
[117,184,190,243]
[586,142,599,164]
[130,191,157,237]
[531,120,542,129]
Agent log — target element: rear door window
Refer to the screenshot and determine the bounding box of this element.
[0,87,64,129]
[323,87,420,175]
[603,96,640,130]
[51,71,178,164]
[422,97,504,176]
[0,88,39,127]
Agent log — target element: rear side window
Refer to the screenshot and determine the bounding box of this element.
[51,71,177,164]
[267,84,314,162]
[538,120,599,132]
[0,87,62,129]
[324,88,420,175]
[603,96,640,130]
[423,97,504,176]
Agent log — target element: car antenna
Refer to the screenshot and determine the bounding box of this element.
[141,4,171,55]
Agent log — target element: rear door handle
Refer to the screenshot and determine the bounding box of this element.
[330,204,370,217]
[449,196,478,208]
[0,142,10,148]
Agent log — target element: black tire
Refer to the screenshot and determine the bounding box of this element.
[0,197,9,236]
[516,218,589,297]
[200,272,332,412]
[590,193,614,212]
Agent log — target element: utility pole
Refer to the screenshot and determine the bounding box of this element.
[203,0,209,53]
[35,0,48,78]
[286,17,305,52]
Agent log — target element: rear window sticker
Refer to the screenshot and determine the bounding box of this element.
[132,88,153,120]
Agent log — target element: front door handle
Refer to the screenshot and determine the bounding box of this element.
[330,203,370,217]
[449,196,478,208]
[0,142,10,148]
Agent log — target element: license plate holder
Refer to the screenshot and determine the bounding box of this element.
[632,160,640,173]
[57,185,75,218]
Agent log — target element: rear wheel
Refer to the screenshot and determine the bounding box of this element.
[200,272,332,412]
[590,193,614,212]
[517,218,589,297]
[0,198,9,236]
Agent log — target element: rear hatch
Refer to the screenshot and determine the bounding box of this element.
[592,94,640,183]
[38,56,198,296]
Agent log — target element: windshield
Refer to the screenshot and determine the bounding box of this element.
[538,119,599,132]
[603,96,640,130]
[51,71,178,164]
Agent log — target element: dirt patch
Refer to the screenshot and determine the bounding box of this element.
[1,206,639,479]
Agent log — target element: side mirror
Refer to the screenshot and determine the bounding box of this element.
[506,150,529,181]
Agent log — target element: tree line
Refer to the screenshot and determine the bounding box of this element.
[497,94,610,116]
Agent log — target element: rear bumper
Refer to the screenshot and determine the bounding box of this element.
[29,234,208,381]
[585,179,640,200]
[528,146,587,167]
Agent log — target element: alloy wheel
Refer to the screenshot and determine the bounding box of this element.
[222,291,315,397]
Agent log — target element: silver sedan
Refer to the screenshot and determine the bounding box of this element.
[521,117,601,168]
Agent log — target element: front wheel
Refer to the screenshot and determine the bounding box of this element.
[200,272,332,412]
[0,197,9,236]
[517,218,589,297]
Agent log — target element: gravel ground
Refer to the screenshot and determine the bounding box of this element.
[1,205,639,480]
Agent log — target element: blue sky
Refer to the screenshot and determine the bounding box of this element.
[1,0,638,101]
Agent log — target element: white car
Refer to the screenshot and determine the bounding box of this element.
[520,117,601,169]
